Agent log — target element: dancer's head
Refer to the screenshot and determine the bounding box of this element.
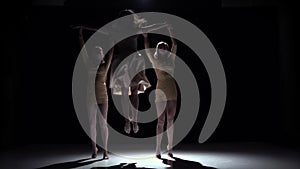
[154,41,170,58]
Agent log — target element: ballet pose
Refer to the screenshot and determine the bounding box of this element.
[109,9,168,134]
[77,27,114,159]
[143,26,177,158]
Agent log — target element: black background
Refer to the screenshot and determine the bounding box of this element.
[1,0,299,148]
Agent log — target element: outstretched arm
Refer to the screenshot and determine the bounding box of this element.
[71,25,109,35]
[139,22,168,34]
[143,33,155,63]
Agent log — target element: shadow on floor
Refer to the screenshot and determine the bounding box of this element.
[161,156,217,169]
[91,163,155,169]
[91,156,217,169]
[36,158,105,169]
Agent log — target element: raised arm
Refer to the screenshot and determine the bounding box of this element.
[104,47,114,70]
[139,22,168,34]
[78,27,89,66]
[168,26,177,58]
[143,33,155,63]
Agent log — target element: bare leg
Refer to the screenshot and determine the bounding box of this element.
[130,85,139,133]
[88,103,98,158]
[98,103,109,159]
[166,100,177,157]
[121,87,131,134]
[155,101,167,157]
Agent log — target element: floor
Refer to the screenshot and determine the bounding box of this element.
[0,142,299,169]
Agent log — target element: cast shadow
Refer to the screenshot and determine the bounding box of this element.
[36,157,105,169]
[161,156,218,169]
[91,163,155,169]
[91,156,217,169]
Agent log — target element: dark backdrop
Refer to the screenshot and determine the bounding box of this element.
[1,0,299,147]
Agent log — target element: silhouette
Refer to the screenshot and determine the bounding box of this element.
[36,158,104,169]
[36,155,217,169]
[143,27,177,158]
[109,9,167,135]
[91,163,155,169]
[90,156,217,169]
[74,26,114,159]
[161,156,217,169]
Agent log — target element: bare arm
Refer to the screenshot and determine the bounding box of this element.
[139,22,168,34]
[72,25,109,35]
[168,26,177,59]
[143,33,155,63]
[105,47,114,70]
[78,28,89,66]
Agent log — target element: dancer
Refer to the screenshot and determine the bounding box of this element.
[143,26,177,158]
[77,27,114,159]
[110,9,168,134]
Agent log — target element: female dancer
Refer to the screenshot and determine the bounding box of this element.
[77,27,114,159]
[143,26,177,158]
[110,9,168,134]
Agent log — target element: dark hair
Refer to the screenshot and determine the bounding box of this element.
[154,41,170,59]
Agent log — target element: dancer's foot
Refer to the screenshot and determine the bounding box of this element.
[91,153,97,158]
[167,145,173,158]
[91,147,98,158]
[124,119,131,134]
[103,151,109,160]
[132,121,139,133]
[156,148,161,159]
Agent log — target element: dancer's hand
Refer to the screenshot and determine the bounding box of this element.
[70,25,82,29]
[142,33,148,38]
[71,25,84,37]
[167,24,174,37]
